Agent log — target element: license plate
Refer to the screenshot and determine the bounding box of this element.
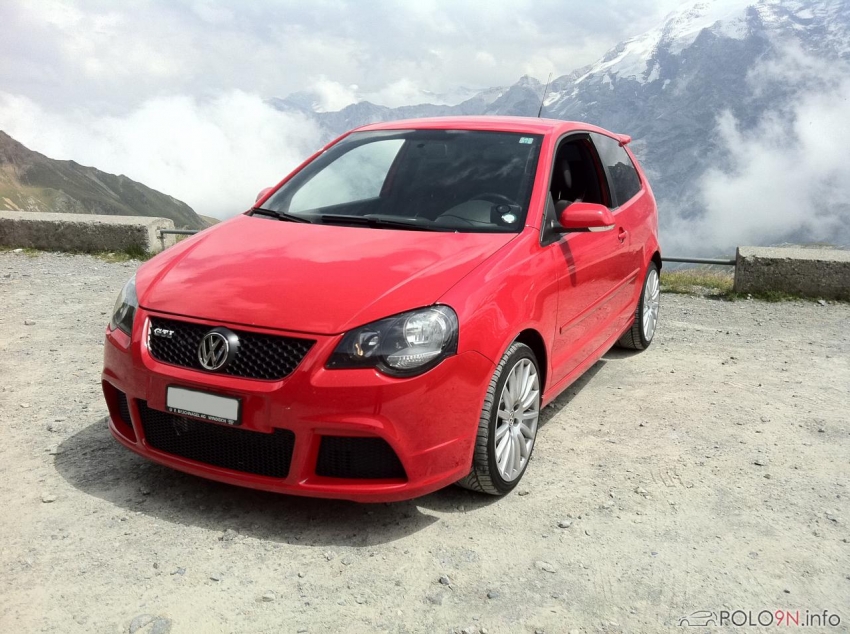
[166,386,241,426]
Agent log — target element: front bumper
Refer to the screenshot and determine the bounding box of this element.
[101,309,494,502]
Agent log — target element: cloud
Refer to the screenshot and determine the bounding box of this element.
[665,46,850,254]
[0,0,683,112]
[0,91,322,219]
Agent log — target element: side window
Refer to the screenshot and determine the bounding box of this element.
[548,138,608,207]
[289,139,404,213]
[591,133,642,206]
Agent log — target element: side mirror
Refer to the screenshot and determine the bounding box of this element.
[557,201,615,233]
[255,187,273,203]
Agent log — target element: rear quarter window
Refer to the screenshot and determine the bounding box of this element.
[591,133,642,206]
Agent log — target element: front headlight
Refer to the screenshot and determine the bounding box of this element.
[327,306,459,377]
[110,275,138,336]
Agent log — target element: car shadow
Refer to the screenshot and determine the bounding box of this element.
[538,359,605,428]
[53,417,497,547]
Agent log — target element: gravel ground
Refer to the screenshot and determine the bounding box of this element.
[1,250,848,634]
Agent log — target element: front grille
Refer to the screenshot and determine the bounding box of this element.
[116,390,132,427]
[316,436,406,480]
[138,401,295,478]
[147,317,314,381]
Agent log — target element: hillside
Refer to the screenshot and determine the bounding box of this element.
[0,131,206,229]
[273,0,850,252]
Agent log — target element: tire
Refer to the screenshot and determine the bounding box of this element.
[617,261,660,350]
[456,342,541,495]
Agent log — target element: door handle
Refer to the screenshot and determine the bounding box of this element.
[618,228,628,243]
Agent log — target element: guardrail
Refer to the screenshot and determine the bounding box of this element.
[157,228,736,267]
[661,256,735,266]
[159,229,200,236]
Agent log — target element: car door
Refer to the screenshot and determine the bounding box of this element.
[546,136,633,385]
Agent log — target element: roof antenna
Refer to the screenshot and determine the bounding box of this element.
[537,72,553,118]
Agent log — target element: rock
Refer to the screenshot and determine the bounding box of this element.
[324,551,336,561]
[354,596,367,605]
[486,590,500,599]
[139,487,151,496]
[129,615,171,634]
[817,299,827,306]
[47,446,63,456]
[461,627,478,634]
[635,486,648,496]
[54,417,67,422]
[439,575,451,586]
[12,248,22,253]
[20,402,31,408]
[297,571,306,578]
[826,512,839,523]
[753,459,766,467]
[534,560,557,573]
[341,557,352,566]
[261,591,275,602]
[220,529,238,541]
[760,416,770,423]
[170,567,185,576]
[45,421,63,433]
[41,493,57,503]
[209,574,221,582]
[557,520,572,529]
[24,319,36,326]
[425,593,444,605]
[517,489,531,496]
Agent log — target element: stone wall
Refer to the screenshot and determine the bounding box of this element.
[0,211,177,254]
[735,246,850,300]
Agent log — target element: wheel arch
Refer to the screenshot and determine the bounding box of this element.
[513,328,548,394]
[651,250,662,272]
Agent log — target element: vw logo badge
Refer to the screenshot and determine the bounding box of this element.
[198,328,239,371]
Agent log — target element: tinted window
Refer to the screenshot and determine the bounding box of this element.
[264,130,543,233]
[591,133,642,206]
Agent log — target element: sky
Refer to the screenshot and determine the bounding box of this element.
[0,0,684,219]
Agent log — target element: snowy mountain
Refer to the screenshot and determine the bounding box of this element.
[272,0,850,253]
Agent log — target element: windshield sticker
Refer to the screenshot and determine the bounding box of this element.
[519,137,534,144]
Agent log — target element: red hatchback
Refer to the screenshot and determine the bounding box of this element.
[102,116,661,502]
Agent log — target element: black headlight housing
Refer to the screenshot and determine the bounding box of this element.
[110,275,138,336]
[327,305,459,377]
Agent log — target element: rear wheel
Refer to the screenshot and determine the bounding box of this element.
[456,342,541,495]
[618,262,660,350]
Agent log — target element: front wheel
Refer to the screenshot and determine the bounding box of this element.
[456,342,541,495]
[618,262,660,350]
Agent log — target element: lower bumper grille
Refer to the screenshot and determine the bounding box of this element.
[138,401,295,478]
[116,390,132,427]
[316,436,406,480]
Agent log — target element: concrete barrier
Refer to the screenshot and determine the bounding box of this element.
[734,246,850,300]
[0,211,177,254]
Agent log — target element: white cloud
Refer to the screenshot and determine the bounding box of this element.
[0,91,322,219]
[0,0,683,113]
[666,47,850,253]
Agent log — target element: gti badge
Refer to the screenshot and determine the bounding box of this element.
[152,327,174,338]
[198,328,240,371]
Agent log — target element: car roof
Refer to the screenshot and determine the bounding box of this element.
[355,116,620,139]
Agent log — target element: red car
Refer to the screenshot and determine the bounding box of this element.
[102,116,661,502]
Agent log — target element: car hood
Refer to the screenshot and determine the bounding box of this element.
[137,214,515,334]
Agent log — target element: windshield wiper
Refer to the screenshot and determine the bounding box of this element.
[252,207,313,224]
[320,214,439,231]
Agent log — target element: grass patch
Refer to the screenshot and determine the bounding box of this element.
[661,268,734,296]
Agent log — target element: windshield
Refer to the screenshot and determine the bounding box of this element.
[260,129,543,232]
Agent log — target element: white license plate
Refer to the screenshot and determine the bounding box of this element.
[166,386,241,426]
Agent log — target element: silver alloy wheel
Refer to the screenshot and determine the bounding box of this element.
[642,267,660,341]
[495,358,540,482]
